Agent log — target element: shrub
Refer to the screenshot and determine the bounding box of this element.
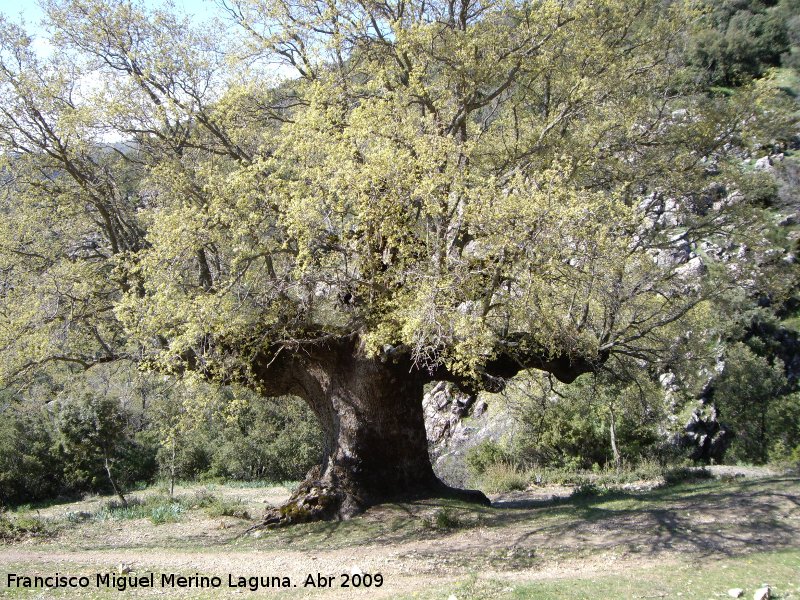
[479,462,529,493]
[95,497,148,521]
[428,508,462,530]
[711,342,789,464]
[663,467,713,485]
[149,503,184,525]
[0,408,64,505]
[685,0,795,86]
[208,396,322,483]
[95,495,185,524]
[55,394,158,497]
[570,481,601,499]
[466,441,511,477]
[156,432,213,481]
[0,512,51,541]
[203,496,250,519]
[507,372,665,472]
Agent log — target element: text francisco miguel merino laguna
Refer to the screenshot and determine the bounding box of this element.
[6,571,384,592]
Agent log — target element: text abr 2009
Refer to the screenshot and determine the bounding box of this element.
[341,573,383,587]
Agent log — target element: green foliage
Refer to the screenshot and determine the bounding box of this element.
[428,508,463,530]
[95,495,185,524]
[663,466,713,485]
[149,380,321,486]
[569,481,602,499]
[148,503,185,525]
[506,371,667,471]
[54,393,155,495]
[711,342,789,463]
[190,490,251,519]
[208,396,322,482]
[687,0,799,86]
[478,462,529,494]
[155,434,213,482]
[766,392,800,464]
[0,365,320,507]
[0,0,791,394]
[0,406,63,506]
[465,441,512,477]
[0,0,797,511]
[0,511,51,541]
[201,497,250,520]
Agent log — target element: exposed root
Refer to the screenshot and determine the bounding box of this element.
[433,482,491,506]
[247,478,364,531]
[245,476,490,533]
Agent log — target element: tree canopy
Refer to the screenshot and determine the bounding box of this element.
[0,0,797,520]
[1,0,792,390]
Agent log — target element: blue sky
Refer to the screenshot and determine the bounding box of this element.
[0,0,220,27]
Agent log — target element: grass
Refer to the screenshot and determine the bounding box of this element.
[58,490,252,525]
[0,512,52,542]
[774,67,800,98]
[472,459,710,495]
[221,479,299,489]
[0,476,796,598]
[94,495,185,524]
[526,460,722,490]
[189,490,251,519]
[401,549,800,599]
[237,475,794,554]
[425,507,464,530]
[480,462,529,493]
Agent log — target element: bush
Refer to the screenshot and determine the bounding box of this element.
[479,462,529,493]
[526,459,682,488]
[0,512,51,541]
[95,495,185,524]
[208,396,321,482]
[190,491,250,519]
[507,372,665,472]
[570,481,601,499]
[156,433,213,481]
[711,343,789,464]
[466,441,511,476]
[55,394,158,497]
[686,0,795,86]
[427,508,462,530]
[0,408,64,506]
[202,496,250,519]
[149,503,184,525]
[769,440,800,469]
[663,467,713,485]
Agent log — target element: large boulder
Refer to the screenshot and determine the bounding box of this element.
[423,382,513,487]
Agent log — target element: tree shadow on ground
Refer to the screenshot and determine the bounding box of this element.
[242,476,799,560]
[472,476,800,561]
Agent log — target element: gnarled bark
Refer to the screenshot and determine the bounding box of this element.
[251,337,488,526]
[247,334,597,526]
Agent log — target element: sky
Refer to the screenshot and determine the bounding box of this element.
[0,0,225,59]
[0,0,220,29]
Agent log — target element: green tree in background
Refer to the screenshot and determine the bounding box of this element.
[0,405,62,506]
[712,342,789,463]
[687,0,798,86]
[55,394,139,506]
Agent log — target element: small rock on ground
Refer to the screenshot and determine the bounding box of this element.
[754,586,770,600]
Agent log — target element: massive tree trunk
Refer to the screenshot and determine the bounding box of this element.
[247,334,596,526]
[251,337,488,526]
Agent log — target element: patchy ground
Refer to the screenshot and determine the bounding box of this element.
[0,469,798,599]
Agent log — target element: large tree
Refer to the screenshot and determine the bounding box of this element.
[0,0,793,521]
